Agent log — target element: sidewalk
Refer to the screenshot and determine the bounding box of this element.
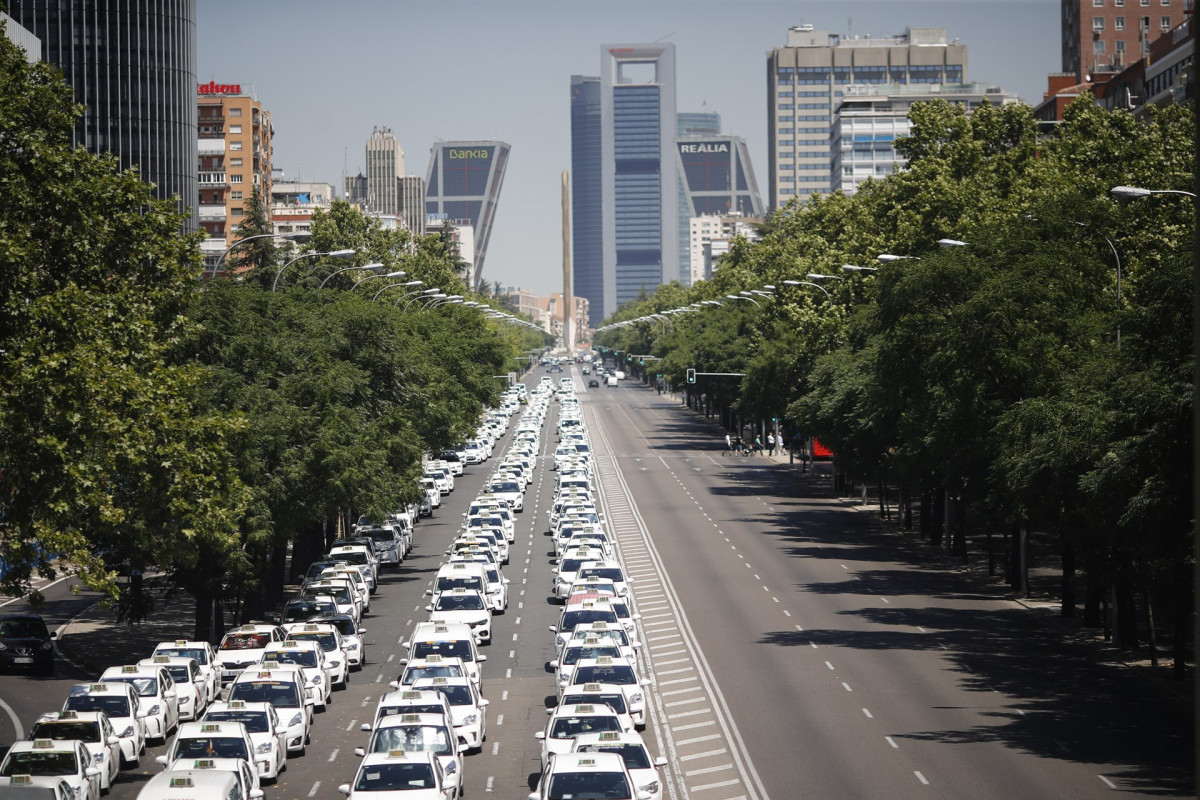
[57,591,201,676]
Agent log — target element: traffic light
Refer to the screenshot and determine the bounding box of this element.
[686,368,696,384]
[639,357,644,365]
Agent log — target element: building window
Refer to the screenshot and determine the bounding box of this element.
[230,158,243,166]
[231,208,244,217]
[779,103,794,110]
[1116,39,1127,51]
[230,174,243,184]
[1115,16,1126,28]
[229,125,242,134]
[1093,16,1106,30]
[1094,39,1107,53]
[1141,15,1151,28]
[231,191,243,200]
[1094,0,1104,5]
[1160,14,1172,28]
[229,107,242,116]
[1161,0,1169,4]
[1115,0,1124,4]
[230,141,243,151]
[1141,0,1149,6]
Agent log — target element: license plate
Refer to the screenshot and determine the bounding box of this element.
[13,657,33,664]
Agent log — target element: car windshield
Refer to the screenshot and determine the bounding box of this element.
[561,693,627,714]
[574,630,629,648]
[434,595,485,611]
[354,763,436,791]
[550,716,623,738]
[30,722,100,743]
[220,633,271,651]
[435,576,483,593]
[402,666,461,684]
[369,726,452,756]
[228,681,300,708]
[174,737,249,761]
[0,619,47,639]
[204,711,269,733]
[580,568,622,582]
[563,646,621,665]
[334,552,368,566]
[573,665,636,685]
[320,617,357,637]
[263,650,318,668]
[546,771,631,799]
[577,743,651,770]
[365,530,394,544]
[425,685,473,706]
[561,611,617,629]
[410,641,472,661]
[1,752,76,776]
[305,562,342,581]
[560,559,588,573]
[283,602,335,622]
[288,633,337,652]
[65,695,131,718]
[155,647,208,665]
[303,586,351,604]
[161,665,191,683]
[492,482,520,493]
[104,677,157,697]
[378,704,445,719]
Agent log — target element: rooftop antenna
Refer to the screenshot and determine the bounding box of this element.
[653,31,675,43]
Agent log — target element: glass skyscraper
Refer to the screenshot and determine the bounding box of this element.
[599,43,678,319]
[11,0,198,229]
[571,75,603,328]
[424,140,511,286]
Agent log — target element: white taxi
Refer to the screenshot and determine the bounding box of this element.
[28,711,120,794]
[0,740,100,800]
[225,669,310,755]
[138,656,206,721]
[98,664,179,745]
[337,749,454,800]
[409,677,488,754]
[202,701,287,783]
[534,703,629,771]
[572,732,667,800]
[150,641,220,704]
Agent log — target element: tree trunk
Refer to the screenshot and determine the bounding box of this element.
[930,488,945,548]
[1083,574,1103,628]
[920,493,932,540]
[1010,523,1029,596]
[1143,577,1159,668]
[1172,604,1187,679]
[1060,532,1076,617]
[1115,578,1139,651]
[193,585,215,643]
[951,498,967,562]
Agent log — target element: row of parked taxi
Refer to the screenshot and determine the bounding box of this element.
[333,383,541,799]
[527,377,665,800]
[0,395,527,800]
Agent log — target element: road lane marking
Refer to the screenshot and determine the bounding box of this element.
[681,749,729,761]
[328,749,339,761]
[1098,776,1116,789]
[307,782,320,797]
[676,734,722,746]
[686,763,734,776]
[842,683,853,692]
[346,720,357,731]
[886,736,898,748]
[915,772,929,785]
[825,661,835,670]
[690,778,740,791]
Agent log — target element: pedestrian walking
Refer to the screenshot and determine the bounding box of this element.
[767,432,776,456]
[753,434,763,455]
[724,433,732,456]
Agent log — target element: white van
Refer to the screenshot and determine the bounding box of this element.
[606,375,619,388]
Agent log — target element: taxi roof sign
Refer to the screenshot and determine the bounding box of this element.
[387,750,408,758]
[598,732,621,741]
[9,776,32,785]
[400,692,422,699]
[32,739,54,749]
[121,665,139,673]
[174,640,188,645]
[199,724,222,733]
[169,777,194,788]
[399,714,420,723]
[193,759,215,769]
[227,701,246,709]
[88,684,108,691]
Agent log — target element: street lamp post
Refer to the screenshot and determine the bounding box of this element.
[210,232,303,278]
[271,249,356,292]
[1110,185,1197,201]
[371,278,421,301]
[782,279,832,298]
[840,265,877,275]
[876,254,921,263]
[317,263,386,289]
[402,288,442,311]
[937,238,969,248]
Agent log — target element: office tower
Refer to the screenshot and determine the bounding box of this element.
[398,176,426,237]
[677,111,721,137]
[10,0,198,229]
[767,25,966,209]
[197,86,273,270]
[365,127,405,216]
[344,173,367,205]
[600,43,678,319]
[676,135,764,284]
[424,140,511,284]
[1061,0,1189,84]
[1,11,40,62]
[832,83,1018,195]
[571,75,603,327]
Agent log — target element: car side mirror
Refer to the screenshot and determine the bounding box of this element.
[548,660,559,669]
[477,655,487,662]
[337,784,352,796]
[250,791,264,800]
[424,605,433,612]
[548,626,557,633]
[457,742,469,754]
[358,628,367,634]
[533,731,545,741]
[478,698,490,707]
[360,723,372,732]
[654,757,668,767]
[276,725,289,736]
[388,681,400,690]
[424,590,432,596]
[50,631,58,639]
[155,756,168,766]
[353,747,366,757]
[107,736,120,746]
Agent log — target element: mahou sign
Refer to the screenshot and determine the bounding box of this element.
[197,81,241,95]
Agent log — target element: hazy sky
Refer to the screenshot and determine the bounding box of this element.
[197,0,1060,296]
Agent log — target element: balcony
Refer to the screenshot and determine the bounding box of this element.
[198,171,226,186]
[198,138,227,156]
[199,205,227,222]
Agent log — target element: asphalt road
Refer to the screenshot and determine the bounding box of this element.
[0,366,1191,800]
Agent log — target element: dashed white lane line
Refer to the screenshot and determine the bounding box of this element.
[690,778,740,791]
[676,733,722,746]
[885,736,898,748]
[671,719,716,732]
[862,709,872,719]
[307,782,321,797]
[346,719,357,731]
[1098,775,1117,789]
[496,714,504,726]
[914,771,930,785]
[328,749,339,762]
[825,661,835,670]
[842,682,853,692]
[686,764,734,777]
[485,775,494,792]
[491,742,499,755]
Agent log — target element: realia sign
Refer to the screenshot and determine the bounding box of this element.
[197,81,242,96]
[679,143,730,154]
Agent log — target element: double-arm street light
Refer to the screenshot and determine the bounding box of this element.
[271,249,356,292]
[210,232,305,278]
[318,263,387,289]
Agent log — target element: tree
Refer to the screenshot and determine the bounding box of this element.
[228,186,277,276]
[0,31,248,620]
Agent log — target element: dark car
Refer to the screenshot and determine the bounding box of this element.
[0,613,55,674]
[278,598,337,625]
[587,379,600,388]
